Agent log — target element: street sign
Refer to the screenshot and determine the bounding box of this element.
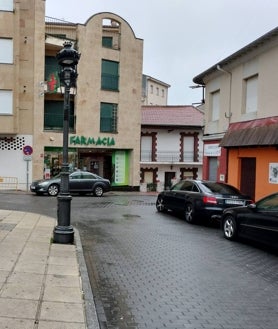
[23,145,33,155]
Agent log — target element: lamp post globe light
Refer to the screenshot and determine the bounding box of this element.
[53,42,80,244]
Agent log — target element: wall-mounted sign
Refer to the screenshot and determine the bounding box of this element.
[204,144,221,157]
[269,163,278,184]
[70,135,115,146]
[112,151,129,186]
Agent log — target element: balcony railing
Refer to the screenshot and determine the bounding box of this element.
[140,151,203,163]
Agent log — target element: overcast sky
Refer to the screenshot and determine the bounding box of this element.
[45,0,278,105]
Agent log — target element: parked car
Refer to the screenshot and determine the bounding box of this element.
[30,170,110,197]
[221,192,278,249]
[156,180,253,223]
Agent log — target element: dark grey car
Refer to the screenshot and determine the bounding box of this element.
[30,170,110,197]
[156,180,253,223]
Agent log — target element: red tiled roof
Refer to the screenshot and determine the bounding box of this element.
[141,105,204,126]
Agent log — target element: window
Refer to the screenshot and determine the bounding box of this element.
[101,60,119,91]
[0,90,13,114]
[0,38,13,63]
[156,87,159,96]
[150,85,153,94]
[211,90,220,121]
[183,136,194,161]
[100,102,118,132]
[141,136,153,161]
[0,0,13,11]
[245,75,258,113]
[162,89,165,97]
[102,37,113,48]
[45,56,60,93]
[44,101,74,131]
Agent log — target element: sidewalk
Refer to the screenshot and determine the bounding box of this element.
[0,209,99,329]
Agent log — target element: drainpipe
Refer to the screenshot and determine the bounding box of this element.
[216,65,232,123]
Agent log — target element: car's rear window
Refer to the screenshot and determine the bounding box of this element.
[201,182,240,195]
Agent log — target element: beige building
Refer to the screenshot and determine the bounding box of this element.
[193,26,278,200]
[0,0,45,190]
[141,74,170,105]
[0,1,143,190]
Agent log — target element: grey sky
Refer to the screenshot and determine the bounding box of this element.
[45,0,278,105]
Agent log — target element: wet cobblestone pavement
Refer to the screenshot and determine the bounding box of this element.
[76,194,278,329]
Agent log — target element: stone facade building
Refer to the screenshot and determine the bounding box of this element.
[0,1,143,190]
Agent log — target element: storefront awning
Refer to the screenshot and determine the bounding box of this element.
[220,116,278,147]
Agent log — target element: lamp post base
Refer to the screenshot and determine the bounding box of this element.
[53,194,74,244]
[53,224,74,244]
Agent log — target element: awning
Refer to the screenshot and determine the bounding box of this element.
[220,116,278,147]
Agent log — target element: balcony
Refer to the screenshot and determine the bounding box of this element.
[140,151,203,164]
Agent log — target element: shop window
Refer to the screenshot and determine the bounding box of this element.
[101,59,119,91]
[0,38,13,64]
[100,102,118,132]
[0,90,13,114]
[44,100,75,131]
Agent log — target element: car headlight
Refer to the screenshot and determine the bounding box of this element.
[38,181,49,187]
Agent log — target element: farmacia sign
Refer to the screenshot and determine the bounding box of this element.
[70,135,115,146]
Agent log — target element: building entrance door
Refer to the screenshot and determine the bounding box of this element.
[208,157,217,181]
[240,157,256,200]
[165,172,175,190]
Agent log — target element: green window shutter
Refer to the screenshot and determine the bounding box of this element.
[44,101,74,131]
[102,37,113,48]
[101,60,119,91]
[100,103,117,132]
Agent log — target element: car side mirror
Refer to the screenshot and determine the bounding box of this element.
[247,203,256,209]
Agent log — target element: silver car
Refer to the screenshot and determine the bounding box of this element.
[30,170,110,197]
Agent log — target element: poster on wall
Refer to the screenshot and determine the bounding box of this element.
[112,151,129,186]
[269,163,278,184]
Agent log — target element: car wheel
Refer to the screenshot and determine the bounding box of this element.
[47,184,59,196]
[94,185,104,197]
[156,196,166,212]
[223,215,237,240]
[185,203,196,223]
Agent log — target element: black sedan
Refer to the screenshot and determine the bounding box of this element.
[221,192,278,249]
[30,170,110,197]
[156,180,253,223]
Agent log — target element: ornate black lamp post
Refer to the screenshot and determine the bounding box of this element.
[53,42,80,244]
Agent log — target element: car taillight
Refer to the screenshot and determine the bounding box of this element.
[203,196,217,204]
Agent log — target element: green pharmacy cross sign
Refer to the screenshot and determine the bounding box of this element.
[70,135,115,146]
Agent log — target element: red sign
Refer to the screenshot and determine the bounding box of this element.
[23,145,33,155]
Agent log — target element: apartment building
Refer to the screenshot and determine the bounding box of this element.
[141,74,170,105]
[193,27,278,200]
[0,0,45,190]
[140,106,204,192]
[0,1,143,190]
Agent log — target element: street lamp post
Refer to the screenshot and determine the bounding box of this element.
[53,42,80,244]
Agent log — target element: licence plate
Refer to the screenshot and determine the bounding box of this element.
[225,199,244,205]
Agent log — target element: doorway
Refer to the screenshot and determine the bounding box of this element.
[240,157,256,200]
[165,172,176,190]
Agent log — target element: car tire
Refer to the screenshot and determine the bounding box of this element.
[156,196,166,212]
[94,185,104,197]
[223,215,237,240]
[185,203,196,223]
[47,184,59,196]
